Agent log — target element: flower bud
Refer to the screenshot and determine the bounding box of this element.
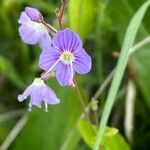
[25,7,43,22]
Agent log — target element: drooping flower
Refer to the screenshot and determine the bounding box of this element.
[18,7,51,50]
[18,78,60,112]
[39,28,92,86]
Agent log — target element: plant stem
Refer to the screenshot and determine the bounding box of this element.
[42,21,58,33]
[93,110,99,127]
[74,79,91,124]
[124,79,136,143]
[74,79,97,136]
[130,36,150,54]
[0,109,25,123]
[93,69,115,100]
[93,36,150,104]
[0,114,28,150]
[56,0,69,29]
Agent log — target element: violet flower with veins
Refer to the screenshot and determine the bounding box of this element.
[39,28,92,86]
[18,7,51,50]
[18,78,60,112]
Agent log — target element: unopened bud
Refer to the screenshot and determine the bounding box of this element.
[91,98,98,111]
[25,7,43,22]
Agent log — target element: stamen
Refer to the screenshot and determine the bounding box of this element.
[68,62,75,87]
[61,51,74,64]
[41,58,61,79]
[45,103,49,112]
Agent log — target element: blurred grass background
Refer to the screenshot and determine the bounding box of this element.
[0,0,150,150]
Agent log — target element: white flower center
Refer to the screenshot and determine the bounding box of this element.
[33,78,44,85]
[60,51,74,64]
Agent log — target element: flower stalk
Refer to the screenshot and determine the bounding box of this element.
[56,0,69,29]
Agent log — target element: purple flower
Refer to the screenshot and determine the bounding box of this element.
[18,7,51,50]
[39,28,92,86]
[18,78,60,112]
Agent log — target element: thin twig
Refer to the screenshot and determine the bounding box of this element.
[94,36,149,107]
[74,79,96,136]
[91,69,115,127]
[0,110,25,123]
[124,79,136,143]
[93,69,115,100]
[74,79,91,124]
[60,126,79,150]
[0,114,28,150]
[90,36,150,128]
[42,21,58,33]
[93,36,150,101]
[93,110,99,127]
[130,36,150,54]
[56,0,69,29]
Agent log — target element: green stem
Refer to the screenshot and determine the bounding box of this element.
[74,79,91,124]
[0,110,25,123]
[0,114,28,150]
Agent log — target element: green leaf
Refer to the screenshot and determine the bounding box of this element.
[77,119,97,148]
[77,119,130,150]
[68,0,98,39]
[60,127,80,150]
[94,1,150,149]
[0,55,25,88]
[106,0,150,107]
[131,44,150,108]
[101,128,130,150]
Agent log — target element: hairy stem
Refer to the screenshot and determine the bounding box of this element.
[74,79,91,124]
[56,0,69,29]
[42,21,58,33]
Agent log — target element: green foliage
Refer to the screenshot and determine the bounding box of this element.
[77,119,130,150]
[78,119,97,148]
[107,0,150,107]
[0,0,150,150]
[101,128,130,150]
[0,55,24,88]
[94,1,150,149]
[68,0,98,39]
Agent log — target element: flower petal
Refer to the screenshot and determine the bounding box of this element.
[56,62,73,86]
[25,7,42,21]
[43,84,60,104]
[39,32,52,50]
[53,28,82,52]
[39,47,60,71]
[18,78,60,110]
[18,12,31,24]
[73,49,92,74]
[29,86,42,108]
[18,84,33,102]
[19,21,47,45]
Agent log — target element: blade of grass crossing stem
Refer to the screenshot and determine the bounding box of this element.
[93,1,150,150]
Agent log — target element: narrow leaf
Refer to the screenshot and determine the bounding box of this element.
[94,1,150,149]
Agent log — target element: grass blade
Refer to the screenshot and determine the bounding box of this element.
[93,1,150,149]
